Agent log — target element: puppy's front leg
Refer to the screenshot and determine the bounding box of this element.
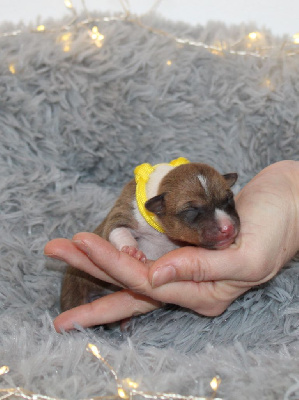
[109,227,146,263]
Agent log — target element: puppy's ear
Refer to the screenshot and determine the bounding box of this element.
[145,193,166,216]
[223,173,238,187]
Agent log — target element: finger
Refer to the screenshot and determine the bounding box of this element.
[146,279,247,317]
[149,245,246,288]
[44,238,121,286]
[70,232,153,293]
[54,289,161,332]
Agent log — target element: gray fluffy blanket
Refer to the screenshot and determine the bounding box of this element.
[1,13,299,400]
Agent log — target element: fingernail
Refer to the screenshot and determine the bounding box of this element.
[151,265,176,288]
[72,240,91,257]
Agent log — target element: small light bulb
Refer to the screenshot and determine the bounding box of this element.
[0,366,9,375]
[87,343,101,359]
[118,388,129,399]
[88,26,105,47]
[210,376,221,391]
[248,32,258,40]
[60,32,72,42]
[64,0,73,8]
[9,64,16,74]
[36,25,45,32]
[293,33,299,44]
[63,44,71,52]
[123,378,139,389]
[57,32,72,52]
[210,49,223,56]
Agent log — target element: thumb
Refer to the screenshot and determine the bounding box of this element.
[149,245,246,288]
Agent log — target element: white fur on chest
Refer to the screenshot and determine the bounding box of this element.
[131,199,178,260]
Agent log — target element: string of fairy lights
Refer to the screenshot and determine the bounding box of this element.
[0,343,222,400]
[1,0,299,75]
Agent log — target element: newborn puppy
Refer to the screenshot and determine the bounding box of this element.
[61,158,240,312]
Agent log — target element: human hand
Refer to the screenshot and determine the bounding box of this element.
[44,160,299,331]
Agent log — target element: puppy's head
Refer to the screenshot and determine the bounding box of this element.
[145,163,240,249]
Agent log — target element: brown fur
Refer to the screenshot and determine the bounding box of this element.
[60,179,137,312]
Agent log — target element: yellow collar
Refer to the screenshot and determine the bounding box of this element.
[134,157,190,233]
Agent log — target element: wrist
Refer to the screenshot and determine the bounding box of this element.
[269,160,299,254]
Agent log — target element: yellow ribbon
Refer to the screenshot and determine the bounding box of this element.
[134,157,190,233]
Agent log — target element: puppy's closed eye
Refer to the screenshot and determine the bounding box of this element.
[179,207,205,224]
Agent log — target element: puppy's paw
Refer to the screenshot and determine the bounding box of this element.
[121,246,147,263]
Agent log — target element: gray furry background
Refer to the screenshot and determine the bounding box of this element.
[1,13,299,400]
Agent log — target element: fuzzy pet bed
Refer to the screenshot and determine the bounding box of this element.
[1,12,299,400]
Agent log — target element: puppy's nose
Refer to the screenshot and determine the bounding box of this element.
[218,222,235,238]
[204,222,236,242]
[214,210,237,241]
